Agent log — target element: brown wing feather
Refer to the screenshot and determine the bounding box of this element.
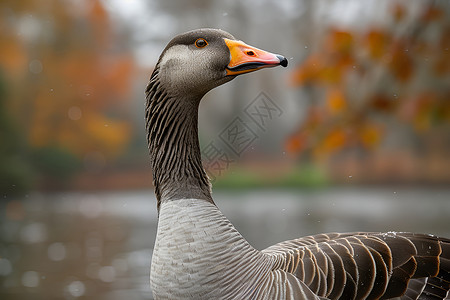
[263,232,450,299]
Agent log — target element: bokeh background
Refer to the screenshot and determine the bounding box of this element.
[1,0,449,299]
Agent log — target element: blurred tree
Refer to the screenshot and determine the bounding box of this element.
[30,146,80,185]
[287,1,450,171]
[0,0,135,188]
[0,71,34,196]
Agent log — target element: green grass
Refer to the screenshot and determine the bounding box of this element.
[212,165,328,190]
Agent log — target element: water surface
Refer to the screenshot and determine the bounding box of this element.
[1,188,449,299]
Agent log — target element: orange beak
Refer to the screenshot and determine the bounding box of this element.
[224,38,288,76]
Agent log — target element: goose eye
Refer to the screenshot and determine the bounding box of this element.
[195,38,208,48]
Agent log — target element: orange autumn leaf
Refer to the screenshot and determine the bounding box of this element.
[317,64,347,85]
[291,56,352,86]
[325,29,355,76]
[364,29,391,60]
[290,55,323,85]
[312,128,347,159]
[291,29,356,86]
[387,42,414,82]
[370,94,398,112]
[285,133,307,154]
[326,29,354,54]
[359,124,382,149]
[288,2,449,163]
[326,88,347,114]
[322,128,346,152]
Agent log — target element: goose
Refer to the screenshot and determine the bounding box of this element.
[146,28,450,300]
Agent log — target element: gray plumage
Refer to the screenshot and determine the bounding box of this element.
[146,28,450,299]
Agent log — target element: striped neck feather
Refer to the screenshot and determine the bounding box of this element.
[145,66,213,212]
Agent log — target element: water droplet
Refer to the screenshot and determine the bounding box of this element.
[79,85,94,99]
[21,271,39,287]
[48,242,66,261]
[21,223,48,244]
[67,280,86,297]
[348,175,352,178]
[304,46,308,49]
[68,106,82,121]
[222,12,228,17]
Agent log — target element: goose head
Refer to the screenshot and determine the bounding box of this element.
[146,28,287,208]
[153,28,288,98]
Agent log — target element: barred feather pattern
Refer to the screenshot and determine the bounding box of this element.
[150,199,450,300]
[145,66,212,211]
[263,232,450,300]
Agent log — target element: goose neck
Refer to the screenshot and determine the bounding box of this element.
[145,78,213,211]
